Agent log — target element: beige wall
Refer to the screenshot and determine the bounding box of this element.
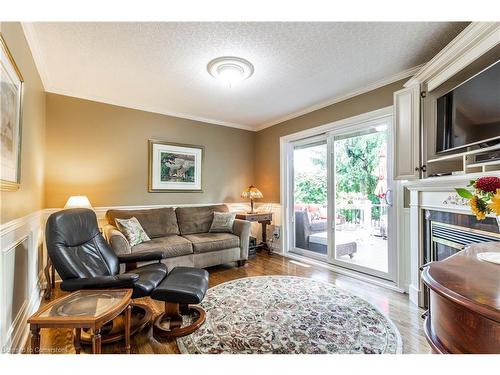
[44,94,255,208]
[254,79,407,202]
[0,22,46,224]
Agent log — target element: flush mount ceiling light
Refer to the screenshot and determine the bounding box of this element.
[207,56,254,86]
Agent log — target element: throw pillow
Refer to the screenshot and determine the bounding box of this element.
[309,210,321,221]
[115,217,151,246]
[209,212,236,233]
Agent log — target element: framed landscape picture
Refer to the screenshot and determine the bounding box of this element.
[1,34,23,191]
[148,140,203,192]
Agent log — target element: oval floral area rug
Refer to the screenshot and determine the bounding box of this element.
[177,276,403,354]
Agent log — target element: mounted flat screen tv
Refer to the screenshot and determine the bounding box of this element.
[436,60,500,154]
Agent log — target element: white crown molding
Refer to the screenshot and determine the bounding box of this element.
[253,64,423,132]
[44,87,256,131]
[45,65,421,133]
[404,22,500,91]
[22,21,254,131]
[21,22,49,90]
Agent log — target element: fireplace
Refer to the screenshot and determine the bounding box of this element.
[405,174,500,307]
[422,210,500,307]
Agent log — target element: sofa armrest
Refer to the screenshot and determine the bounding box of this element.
[103,224,131,255]
[233,219,251,260]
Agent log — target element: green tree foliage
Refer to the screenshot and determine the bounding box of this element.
[335,132,385,205]
[294,133,386,220]
[295,171,327,204]
[294,146,328,204]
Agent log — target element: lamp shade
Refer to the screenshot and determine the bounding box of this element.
[241,185,263,199]
[64,196,93,209]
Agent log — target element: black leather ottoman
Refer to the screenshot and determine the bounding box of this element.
[150,267,209,339]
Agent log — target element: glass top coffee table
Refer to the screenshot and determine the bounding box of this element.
[28,289,132,354]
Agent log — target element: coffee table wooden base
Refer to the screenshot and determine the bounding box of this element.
[80,303,152,345]
[28,289,132,354]
[153,303,206,339]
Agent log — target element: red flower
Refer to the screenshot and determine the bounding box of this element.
[475,176,500,193]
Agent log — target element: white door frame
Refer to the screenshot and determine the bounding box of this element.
[280,106,398,282]
[326,117,396,281]
[286,134,330,262]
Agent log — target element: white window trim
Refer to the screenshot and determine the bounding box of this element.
[279,106,406,290]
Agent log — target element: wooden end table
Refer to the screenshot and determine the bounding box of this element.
[28,289,132,354]
[235,212,273,254]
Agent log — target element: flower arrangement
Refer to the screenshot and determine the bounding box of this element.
[455,176,500,220]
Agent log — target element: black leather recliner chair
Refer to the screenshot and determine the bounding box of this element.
[45,208,168,342]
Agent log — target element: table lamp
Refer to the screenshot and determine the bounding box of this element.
[241,185,263,214]
[64,195,93,209]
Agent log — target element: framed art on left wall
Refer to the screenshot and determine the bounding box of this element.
[148,140,203,192]
[0,34,23,191]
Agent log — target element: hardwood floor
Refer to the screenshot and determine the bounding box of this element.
[32,252,431,354]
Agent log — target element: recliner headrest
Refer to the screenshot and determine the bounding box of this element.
[46,208,100,247]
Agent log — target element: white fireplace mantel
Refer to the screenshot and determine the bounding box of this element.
[403,172,500,306]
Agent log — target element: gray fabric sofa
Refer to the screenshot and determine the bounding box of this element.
[103,204,251,269]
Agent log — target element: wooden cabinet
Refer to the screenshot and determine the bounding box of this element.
[421,243,500,353]
[393,85,420,180]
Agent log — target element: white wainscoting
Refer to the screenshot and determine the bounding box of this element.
[0,210,44,353]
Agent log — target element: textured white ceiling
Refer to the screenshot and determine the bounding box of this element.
[24,22,468,130]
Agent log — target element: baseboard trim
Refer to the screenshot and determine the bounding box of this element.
[409,284,422,307]
[281,252,406,294]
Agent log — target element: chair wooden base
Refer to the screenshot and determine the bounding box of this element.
[80,303,152,345]
[153,302,206,339]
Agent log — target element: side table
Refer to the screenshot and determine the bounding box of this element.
[235,212,273,253]
[28,289,132,354]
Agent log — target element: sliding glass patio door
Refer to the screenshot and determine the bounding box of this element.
[289,135,329,261]
[288,117,396,282]
[328,123,395,281]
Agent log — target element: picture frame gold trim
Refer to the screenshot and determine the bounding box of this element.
[148,139,204,193]
[0,33,24,192]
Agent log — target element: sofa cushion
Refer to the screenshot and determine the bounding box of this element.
[132,235,193,258]
[175,204,228,235]
[310,220,327,232]
[182,232,240,254]
[106,208,179,238]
